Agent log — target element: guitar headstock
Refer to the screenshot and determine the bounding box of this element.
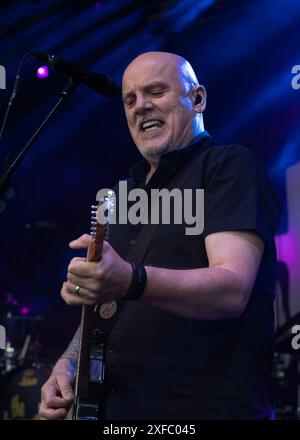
[88,190,115,262]
[91,189,116,242]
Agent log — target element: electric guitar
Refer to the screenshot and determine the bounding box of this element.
[68,190,115,420]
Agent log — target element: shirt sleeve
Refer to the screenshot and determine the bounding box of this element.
[202,145,281,246]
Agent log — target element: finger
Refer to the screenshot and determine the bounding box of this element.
[56,375,75,402]
[65,281,99,303]
[67,272,84,286]
[41,381,61,404]
[42,381,70,408]
[39,403,67,420]
[71,257,86,263]
[43,395,71,408]
[102,240,113,254]
[68,260,99,278]
[65,280,91,298]
[67,272,100,292]
[69,234,92,249]
[61,282,94,306]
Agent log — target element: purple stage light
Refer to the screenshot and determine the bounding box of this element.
[36,65,49,79]
[20,306,30,315]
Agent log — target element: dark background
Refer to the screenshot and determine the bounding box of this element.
[0,0,299,362]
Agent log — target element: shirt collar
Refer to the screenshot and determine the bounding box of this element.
[129,131,212,188]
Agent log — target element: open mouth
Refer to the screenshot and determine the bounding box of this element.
[140,119,165,132]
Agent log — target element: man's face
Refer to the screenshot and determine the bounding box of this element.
[122,56,196,160]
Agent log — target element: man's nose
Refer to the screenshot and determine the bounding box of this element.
[135,94,153,113]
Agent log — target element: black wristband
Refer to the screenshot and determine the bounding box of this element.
[123,263,147,300]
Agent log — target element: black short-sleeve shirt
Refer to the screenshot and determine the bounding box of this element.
[104,132,281,420]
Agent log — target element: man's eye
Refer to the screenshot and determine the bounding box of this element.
[126,99,135,107]
[151,90,163,96]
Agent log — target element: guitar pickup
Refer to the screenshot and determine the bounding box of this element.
[89,348,105,383]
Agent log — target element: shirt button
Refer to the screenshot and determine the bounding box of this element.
[108,348,115,354]
[111,389,116,394]
[129,239,136,246]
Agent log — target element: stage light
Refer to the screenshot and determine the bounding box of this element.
[36,66,49,79]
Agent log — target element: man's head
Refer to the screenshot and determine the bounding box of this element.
[122,51,206,163]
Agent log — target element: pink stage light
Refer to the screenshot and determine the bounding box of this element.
[36,66,49,79]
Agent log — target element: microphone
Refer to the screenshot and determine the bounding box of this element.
[31,51,120,97]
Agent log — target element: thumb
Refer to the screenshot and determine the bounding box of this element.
[69,234,92,250]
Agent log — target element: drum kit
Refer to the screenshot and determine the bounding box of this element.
[0,292,51,420]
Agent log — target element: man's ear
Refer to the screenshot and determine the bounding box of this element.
[192,85,206,113]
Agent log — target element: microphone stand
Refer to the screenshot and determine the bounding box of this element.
[0,80,77,208]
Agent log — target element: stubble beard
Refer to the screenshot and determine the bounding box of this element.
[137,140,173,161]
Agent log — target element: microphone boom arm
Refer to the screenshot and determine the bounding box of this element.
[0,81,77,206]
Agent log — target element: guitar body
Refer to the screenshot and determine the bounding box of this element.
[66,336,103,420]
[69,307,103,420]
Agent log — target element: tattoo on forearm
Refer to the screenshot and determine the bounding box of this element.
[61,326,80,366]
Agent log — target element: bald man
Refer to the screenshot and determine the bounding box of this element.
[39,52,280,420]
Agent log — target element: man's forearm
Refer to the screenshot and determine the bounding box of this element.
[60,326,80,368]
[143,266,249,320]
